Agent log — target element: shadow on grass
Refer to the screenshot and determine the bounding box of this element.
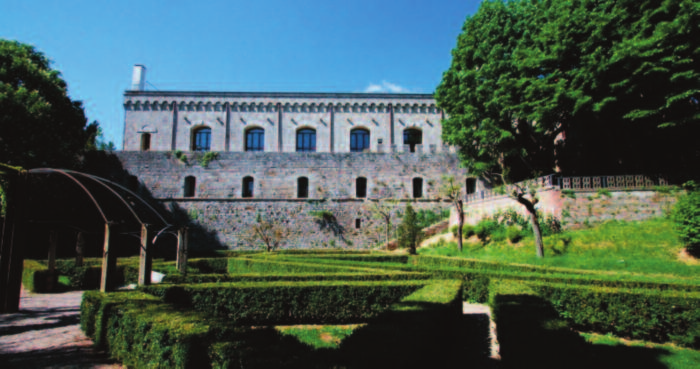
[495,294,672,369]
[225,301,497,369]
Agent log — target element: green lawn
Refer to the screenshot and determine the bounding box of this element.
[581,332,700,369]
[419,218,699,277]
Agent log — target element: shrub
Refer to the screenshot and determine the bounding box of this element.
[506,226,523,243]
[462,224,475,238]
[141,280,427,325]
[398,204,423,254]
[450,225,459,237]
[671,190,700,256]
[474,218,500,243]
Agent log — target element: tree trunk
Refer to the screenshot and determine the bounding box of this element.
[516,195,544,258]
[456,201,464,253]
[528,207,544,258]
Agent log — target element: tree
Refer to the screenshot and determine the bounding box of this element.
[436,0,700,257]
[439,175,465,252]
[363,181,398,249]
[0,39,97,169]
[241,212,290,252]
[397,204,423,255]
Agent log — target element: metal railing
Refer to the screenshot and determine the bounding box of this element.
[465,174,668,203]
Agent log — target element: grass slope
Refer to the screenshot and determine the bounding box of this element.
[420,218,698,277]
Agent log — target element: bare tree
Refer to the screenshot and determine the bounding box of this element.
[363,181,398,249]
[241,212,290,252]
[439,175,465,252]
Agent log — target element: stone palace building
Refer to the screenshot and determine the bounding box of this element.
[115,65,467,249]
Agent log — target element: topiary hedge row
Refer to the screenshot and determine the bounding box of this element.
[227,256,391,275]
[163,271,431,284]
[530,282,700,348]
[141,280,427,325]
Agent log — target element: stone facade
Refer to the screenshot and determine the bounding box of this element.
[118,66,466,249]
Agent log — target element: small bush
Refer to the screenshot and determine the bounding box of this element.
[671,190,700,256]
[506,226,523,243]
[474,218,500,243]
[450,225,459,237]
[462,224,475,238]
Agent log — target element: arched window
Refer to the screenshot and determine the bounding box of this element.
[184,176,196,197]
[403,128,422,153]
[296,128,316,152]
[356,177,367,198]
[412,178,423,199]
[298,177,309,198]
[242,176,254,198]
[140,133,151,151]
[466,178,477,195]
[192,127,211,151]
[350,128,370,152]
[245,128,264,152]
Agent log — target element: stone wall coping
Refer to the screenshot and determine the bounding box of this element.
[161,198,446,203]
[125,90,434,100]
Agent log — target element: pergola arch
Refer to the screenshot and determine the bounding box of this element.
[1,167,187,312]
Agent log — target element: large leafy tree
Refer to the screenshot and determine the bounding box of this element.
[437,0,699,257]
[0,39,97,169]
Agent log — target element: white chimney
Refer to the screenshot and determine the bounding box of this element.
[131,65,146,91]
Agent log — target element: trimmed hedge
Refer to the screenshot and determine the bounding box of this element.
[163,271,431,284]
[81,291,246,368]
[188,258,228,274]
[22,259,55,292]
[530,282,700,348]
[141,280,427,325]
[227,257,391,275]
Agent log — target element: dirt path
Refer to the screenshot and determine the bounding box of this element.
[0,288,122,369]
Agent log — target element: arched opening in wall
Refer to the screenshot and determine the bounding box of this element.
[297,177,309,198]
[184,176,196,197]
[140,133,151,151]
[466,178,477,195]
[242,176,254,198]
[296,128,316,152]
[412,178,423,199]
[245,128,264,152]
[356,177,367,198]
[350,128,370,152]
[403,129,422,153]
[192,127,211,151]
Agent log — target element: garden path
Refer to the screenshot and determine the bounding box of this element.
[0,288,122,369]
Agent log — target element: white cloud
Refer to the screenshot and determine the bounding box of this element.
[363,81,410,93]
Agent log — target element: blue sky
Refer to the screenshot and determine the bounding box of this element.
[1,0,482,148]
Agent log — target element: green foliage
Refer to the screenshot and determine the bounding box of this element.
[141,280,426,325]
[506,225,524,243]
[671,190,700,256]
[474,218,501,243]
[397,204,423,254]
[198,151,219,168]
[276,325,362,349]
[436,0,700,180]
[0,39,96,169]
[415,209,450,229]
[173,150,188,164]
[532,282,700,348]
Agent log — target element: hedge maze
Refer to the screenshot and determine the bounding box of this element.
[23,251,700,368]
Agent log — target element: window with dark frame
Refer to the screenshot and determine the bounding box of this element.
[355,219,361,229]
[403,129,422,153]
[296,129,316,152]
[184,176,196,197]
[356,177,367,198]
[140,133,151,151]
[193,127,211,151]
[350,128,370,152]
[412,177,423,199]
[466,178,477,195]
[297,177,309,198]
[245,128,264,152]
[242,176,254,198]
